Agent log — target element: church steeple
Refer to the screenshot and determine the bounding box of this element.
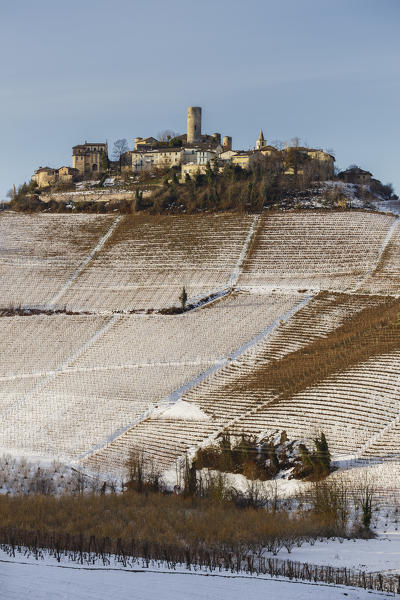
[256,129,266,150]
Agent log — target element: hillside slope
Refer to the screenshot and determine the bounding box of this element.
[1,210,399,475]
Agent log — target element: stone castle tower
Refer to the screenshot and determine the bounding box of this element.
[187,106,202,144]
[223,136,232,151]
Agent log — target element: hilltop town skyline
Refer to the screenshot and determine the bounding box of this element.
[30,105,336,191]
[1,0,400,200]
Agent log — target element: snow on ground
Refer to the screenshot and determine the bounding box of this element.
[0,454,121,496]
[190,469,303,500]
[159,400,210,421]
[373,199,400,215]
[270,534,400,574]
[0,552,391,600]
[322,181,365,206]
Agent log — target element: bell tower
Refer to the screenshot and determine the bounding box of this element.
[256,129,266,150]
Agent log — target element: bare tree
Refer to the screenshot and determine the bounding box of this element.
[157,129,178,142]
[270,139,285,150]
[291,136,300,148]
[112,138,129,172]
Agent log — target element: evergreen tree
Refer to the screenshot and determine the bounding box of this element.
[179,286,188,311]
[314,432,331,474]
[100,150,109,172]
[218,433,233,472]
[183,457,197,497]
[298,443,314,478]
[268,441,280,477]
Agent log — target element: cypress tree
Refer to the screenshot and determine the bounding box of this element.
[179,287,188,311]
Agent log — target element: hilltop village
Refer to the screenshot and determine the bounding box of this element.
[32,106,336,188]
[5,105,395,214]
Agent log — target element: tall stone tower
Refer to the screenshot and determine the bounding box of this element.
[187,106,202,144]
[223,136,232,151]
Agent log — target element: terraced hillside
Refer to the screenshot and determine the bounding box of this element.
[0,292,301,459]
[239,211,398,292]
[84,293,400,473]
[1,211,398,312]
[0,213,115,307]
[357,217,400,294]
[61,214,257,311]
[1,209,400,475]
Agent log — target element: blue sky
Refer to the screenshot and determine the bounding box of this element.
[1,0,399,198]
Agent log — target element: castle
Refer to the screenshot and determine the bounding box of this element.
[129,107,234,181]
[31,106,335,188]
[72,142,108,175]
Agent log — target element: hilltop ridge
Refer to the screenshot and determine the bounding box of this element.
[6,105,397,214]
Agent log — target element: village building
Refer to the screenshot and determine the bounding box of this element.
[130,107,229,175]
[183,148,217,165]
[32,165,80,188]
[153,148,184,169]
[58,166,79,182]
[219,149,237,163]
[306,149,335,177]
[180,163,208,181]
[338,167,372,185]
[281,146,335,178]
[130,150,156,172]
[32,167,58,188]
[129,148,183,173]
[231,151,256,170]
[72,142,107,176]
[134,137,159,151]
[258,145,281,158]
[179,148,218,180]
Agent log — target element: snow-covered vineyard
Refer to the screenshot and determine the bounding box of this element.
[1,210,400,484]
[2,549,395,600]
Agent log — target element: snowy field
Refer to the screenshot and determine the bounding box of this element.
[2,210,400,481]
[280,534,400,573]
[60,213,257,311]
[0,291,303,461]
[239,211,398,293]
[0,213,114,307]
[2,210,400,596]
[358,217,400,294]
[0,564,387,600]
[83,290,400,474]
[228,349,400,456]
[2,534,400,573]
[1,211,398,314]
[0,548,395,600]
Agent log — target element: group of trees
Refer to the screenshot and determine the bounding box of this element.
[1,469,388,592]
[0,446,380,593]
[296,433,331,480]
[0,480,379,574]
[193,431,332,483]
[149,152,341,214]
